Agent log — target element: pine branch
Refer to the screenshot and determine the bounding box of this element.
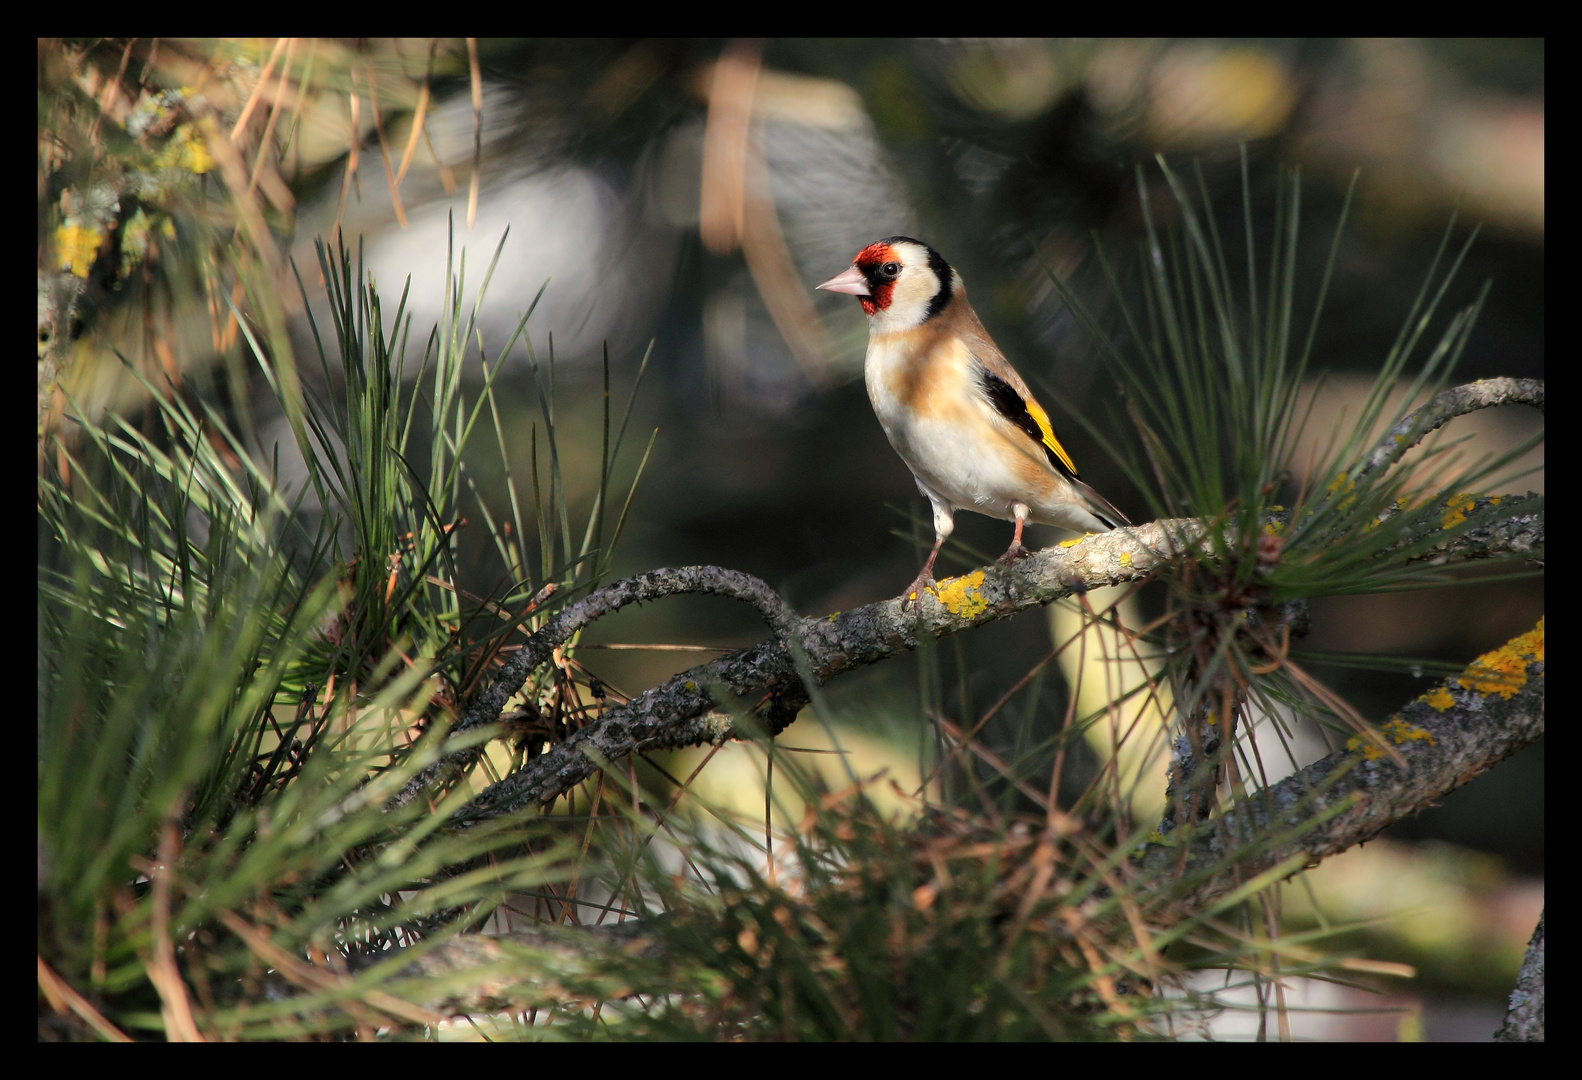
[446,485,1541,825]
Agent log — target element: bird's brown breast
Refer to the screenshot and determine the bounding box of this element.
[872,322,968,419]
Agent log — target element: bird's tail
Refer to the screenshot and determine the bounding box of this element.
[1077,478,1130,530]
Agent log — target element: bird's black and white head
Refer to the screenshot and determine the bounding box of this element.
[817,236,960,334]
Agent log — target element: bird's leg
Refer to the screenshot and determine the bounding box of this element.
[998,505,1033,564]
[901,534,946,610]
[903,500,955,610]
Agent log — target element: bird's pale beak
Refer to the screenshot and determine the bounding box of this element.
[816,265,870,296]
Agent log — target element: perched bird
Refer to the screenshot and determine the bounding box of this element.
[817,236,1127,605]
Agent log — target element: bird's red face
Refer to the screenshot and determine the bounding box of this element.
[817,241,905,316]
[849,241,903,316]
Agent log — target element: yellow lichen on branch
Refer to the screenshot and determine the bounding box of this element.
[1348,717,1436,761]
[934,571,989,619]
[1457,617,1544,699]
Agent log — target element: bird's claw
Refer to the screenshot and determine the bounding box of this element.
[997,542,1033,565]
[900,573,938,611]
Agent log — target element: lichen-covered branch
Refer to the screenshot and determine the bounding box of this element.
[1140,618,1545,920]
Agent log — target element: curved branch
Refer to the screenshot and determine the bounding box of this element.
[391,566,799,807]
[1355,376,1545,485]
[460,566,800,736]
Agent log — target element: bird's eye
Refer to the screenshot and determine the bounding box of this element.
[880,261,901,279]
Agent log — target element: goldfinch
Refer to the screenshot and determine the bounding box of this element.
[817,236,1127,605]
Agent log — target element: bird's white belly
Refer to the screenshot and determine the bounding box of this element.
[866,361,1023,521]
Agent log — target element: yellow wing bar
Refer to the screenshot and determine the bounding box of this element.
[977,366,1080,479]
